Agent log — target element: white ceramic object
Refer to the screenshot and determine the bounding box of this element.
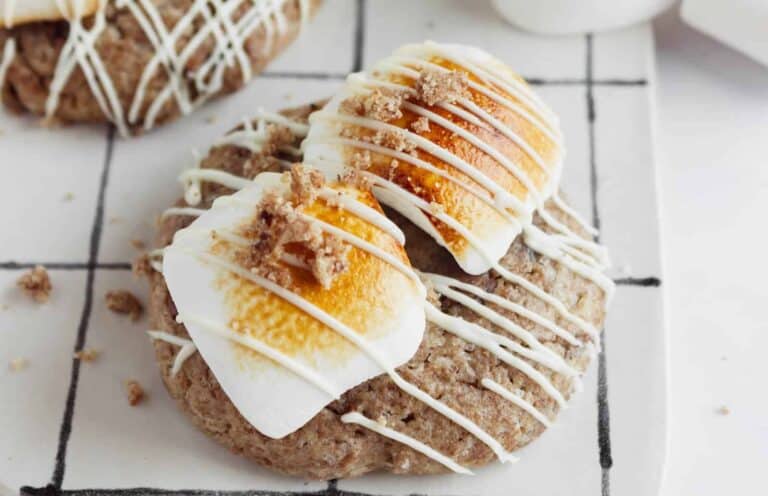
[682,0,768,68]
[491,0,675,35]
[0,1,666,494]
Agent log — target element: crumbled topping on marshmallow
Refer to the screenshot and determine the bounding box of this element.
[238,165,350,289]
[339,168,371,190]
[415,69,469,106]
[290,163,324,205]
[350,150,373,170]
[410,116,431,133]
[340,88,406,122]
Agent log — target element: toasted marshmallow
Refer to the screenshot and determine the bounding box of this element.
[0,0,100,28]
[303,41,564,274]
[163,169,425,438]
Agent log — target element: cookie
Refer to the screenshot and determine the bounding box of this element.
[144,102,609,479]
[0,0,321,135]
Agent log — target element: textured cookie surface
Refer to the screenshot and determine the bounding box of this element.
[146,103,607,479]
[0,0,319,134]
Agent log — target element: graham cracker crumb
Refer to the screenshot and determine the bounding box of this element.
[132,254,154,279]
[238,166,350,289]
[415,69,469,106]
[716,405,730,416]
[105,290,144,321]
[130,239,146,251]
[340,88,406,122]
[8,357,28,372]
[387,159,400,181]
[74,348,100,363]
[17,266,52,303]
[339,168,371,190]
[411,116,430,133]
[350,150,372,170]
[125,380,145,406]
[372,129,416,153]
[290,163,325,205]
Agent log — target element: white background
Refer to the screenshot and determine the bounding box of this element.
[654,9,768,496]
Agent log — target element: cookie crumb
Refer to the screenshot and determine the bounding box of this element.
[410,116,430,134]
[130,239,146,251]
[17,265,52,303]
[340,88,406,122]
[125,380,145,406]
[105,290,143,321]
[74,348,100,363]
[62,192,75,202]
[415,69,469,106]
[8,357,28,372]
[716,405,730,416]
[132,254,154,279]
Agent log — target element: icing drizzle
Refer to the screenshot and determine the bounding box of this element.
[0,0,311,135]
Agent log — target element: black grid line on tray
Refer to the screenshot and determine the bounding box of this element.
[0,262,132,271]
[586,33,614,496]
[258,70,647,87]
[20,487,404,496]
[48,125,116,490]
[0,260,663,288]
[12,14,657,496]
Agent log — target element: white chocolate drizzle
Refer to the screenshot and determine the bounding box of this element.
[480,378,551,428]
[0,1,311,135]
[147,330,197,377]
[341,411,474,475]
[0,37,15,85]
[183,110,310,206]
[178,310,343,399]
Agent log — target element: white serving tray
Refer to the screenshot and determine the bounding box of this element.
[0,1,666,495]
